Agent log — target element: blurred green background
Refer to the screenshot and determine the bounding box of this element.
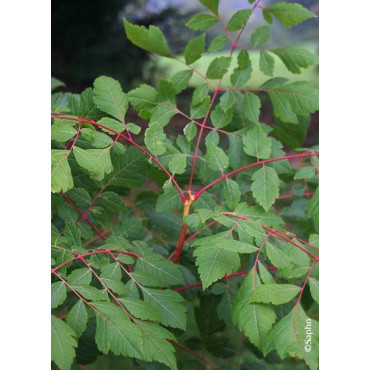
[52,0,318,92]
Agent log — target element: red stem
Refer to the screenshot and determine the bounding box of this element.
[61,193,106,240]
[194,152,319,200]
[172,224,189,264]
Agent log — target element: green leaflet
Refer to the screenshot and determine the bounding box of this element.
[51,282,67,309]
[145,124,167,156]
[81,128,113,148]
[51,315,77,370]
[249,284,301,305]
[259,51,275,76]
[93,76,128,122]
[210,104,233,128]
[127,84,158,111]
[135,254,185,287]
[250,26,270,47]
[206,56,232,79]
[307,187,319,230]
[243,92,261,123]
[208,35,228,52]
[69,87,104,121]
[227,9,252,32]
[168,154,187,174]
[186,13,218,31]
[271,45,319,74]
[192,83,209,106]
[138,321,177,370]
[73,147,113,181]
[232,271,276,349]
[110,146,149,188]
[66,300,88,338]
[51,150,74,193]
[67,268,92,286]
[242,124,272,159]
[251,166,280,211]
[264,2,316,29]
[223,179,241,208]
[185,33,205,65]
[309,278,319,303]
[170,70,193,94]
[199,0,220,15]
[123,19,173,57]
[294,165,316,180]
[96,191,126,213]
[184,122,197,141]
[141,288,187,330]
[119,298,161,322]
[262,305,319,370]
[51,120,77,143]
[93,301,143,359]
[205,144,229,171]
[193,235,241,289]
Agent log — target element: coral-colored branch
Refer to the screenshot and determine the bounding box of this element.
[61,193,106,240]
[194,152,319,200]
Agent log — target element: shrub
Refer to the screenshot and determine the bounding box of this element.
[51,1,319,369]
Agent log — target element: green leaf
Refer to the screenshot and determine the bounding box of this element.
[51,315,77,370]
[156,188,182,213]
[232,271,276,349]
[230,66,252,87]
[81,128,113,148]
[294,166,315,180]
[66,300,88,338]
[307,187,319,229]
[93,76,128,122]
[266,241,294,269]
[258,261,276,284]
[96,191,126,213]
[170,70,193,94]
[250,26,270,47]
[210,104,233,128]
[73,286,109,301]
[119,298,161,322]
[73,147,113,181]
[51,120,77,143]
[67,268,92,286]
[185,33,205,65]
[205,130,219,146]
[138,321,177,370]
[242,125,272,159]
[265,2,316,29]
[238,49,250,69]
[243,92,261,123]
[227,9,252,32]
[51,282,67,309]
[206,56,232,79]
[251,166,280,211]
[144,125,167,156]
[51,150,74,193]
[309,278,319,303]
[199,0,220,15]
[127,84,158,111]
[51,77,65,91]
[193,241,240,289]
[208,35,228,52]
[186,13,218,31]
[259,51,275,76]
[262,305,319,370]
[220,91,236,111]
[249,284,301,305]
[184,122,197,141]
[135,254,185,287]
[93,301,143,359]
[192,83,209,106]
[98,117,126,135]
[141,288,187,329]
[168,154,187,174]
[223,179,241,208]
[123,19,172,57]
[206,144,229,171]
[110,147,149,188]
[271,45,319,74]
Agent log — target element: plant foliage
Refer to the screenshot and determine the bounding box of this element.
[51,1,319,369]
